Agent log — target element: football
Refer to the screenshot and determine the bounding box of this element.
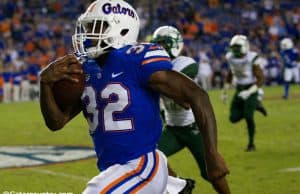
[52,63,85,111]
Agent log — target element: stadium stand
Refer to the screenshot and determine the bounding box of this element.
[0,0,299,102]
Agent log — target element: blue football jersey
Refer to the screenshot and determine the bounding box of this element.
[2,72,12,83]
[81,43,172,171]
[281,49,299,68]
[13,71,22,85]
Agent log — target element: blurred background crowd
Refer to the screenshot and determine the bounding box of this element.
[0,0,299,102]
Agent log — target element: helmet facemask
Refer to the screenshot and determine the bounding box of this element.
[151,35,175,55]
[73,17,113,58]
[230,44,244,58]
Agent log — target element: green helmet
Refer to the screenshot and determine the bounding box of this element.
[151,26,184,58]
[229,35,249,58]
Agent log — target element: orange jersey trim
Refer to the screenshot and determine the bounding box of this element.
[149,45,162,50]
[142,58,170,66]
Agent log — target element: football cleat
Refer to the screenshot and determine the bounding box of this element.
[256,102,267,117]
[179,178,195,194]
[245,144,256,152]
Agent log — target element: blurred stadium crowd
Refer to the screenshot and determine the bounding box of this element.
[0,0,299,102]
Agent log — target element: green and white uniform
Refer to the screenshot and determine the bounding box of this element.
[226,51,259,85]
[163,56,196,126]
[226,51,260,148]
[158,56,208,179]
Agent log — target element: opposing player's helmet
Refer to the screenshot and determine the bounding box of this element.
[229,35,249,58]
[151,26,184,58]
[280,38,294,50]
[72,0,140,58]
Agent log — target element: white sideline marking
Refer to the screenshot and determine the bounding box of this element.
[279,167,300,172]
[29,168,90,181]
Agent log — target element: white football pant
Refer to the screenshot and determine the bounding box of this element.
[83,150,168,194]
[3,83,12,103]
[13,84,20,102]
[284,67,299,83]
[21,80,30,101]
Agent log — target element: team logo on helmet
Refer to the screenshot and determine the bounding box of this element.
[102,3,135,18]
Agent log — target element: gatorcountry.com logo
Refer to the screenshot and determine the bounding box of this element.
[102,3,135,18]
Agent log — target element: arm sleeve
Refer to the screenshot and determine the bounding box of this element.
[181,63,199,79]
[138,44,173,86]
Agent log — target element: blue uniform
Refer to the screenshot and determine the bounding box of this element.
[81,43,172,171]
[13,71,22,85]
[281,49,299,68]
[2,72,12,83]
[280,48,299,98]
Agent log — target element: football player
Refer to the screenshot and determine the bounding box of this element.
[152,26,220,194]
[39,0,230,193]
[2,65,12,103]
[280,38,299,99]
[223,35,265,151]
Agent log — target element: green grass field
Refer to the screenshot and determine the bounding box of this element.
[0,85,299,194]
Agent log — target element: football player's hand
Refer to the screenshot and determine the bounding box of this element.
[40,54,83,86]
[212,177,231,194]
[238,90,251,100]
[206,152,230,193]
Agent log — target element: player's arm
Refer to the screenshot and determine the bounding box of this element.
[224,70,233,85]
[221,69,232,104]
[223,53,233,85]
[39,54,83,131]
[252,63,264,87]
[149,70,230,193]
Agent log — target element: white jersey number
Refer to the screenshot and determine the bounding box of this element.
[82,86,98,133]
[101,83,133,131]
[82,83,133,133]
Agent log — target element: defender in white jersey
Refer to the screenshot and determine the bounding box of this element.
[223,35,265,151]
[152,26,229,194]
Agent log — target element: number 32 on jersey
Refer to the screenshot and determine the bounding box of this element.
[81,83,133,133]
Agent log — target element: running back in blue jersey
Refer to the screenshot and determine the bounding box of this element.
[80,43,172,171]
[281,49,299,68]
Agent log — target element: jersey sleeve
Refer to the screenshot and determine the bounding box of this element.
[181,63,198,79]
[138,44,172,86]
[250,52,260,66]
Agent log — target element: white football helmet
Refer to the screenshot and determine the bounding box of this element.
[151,26,183,58]
[229,35,249,57]
[280,38,294,50]
[72,0,140,58]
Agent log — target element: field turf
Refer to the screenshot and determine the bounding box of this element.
[0,85,299,194]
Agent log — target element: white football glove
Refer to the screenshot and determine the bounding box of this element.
[238,85,258,100]
[257,88,264,101]
[238,90,251,100]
